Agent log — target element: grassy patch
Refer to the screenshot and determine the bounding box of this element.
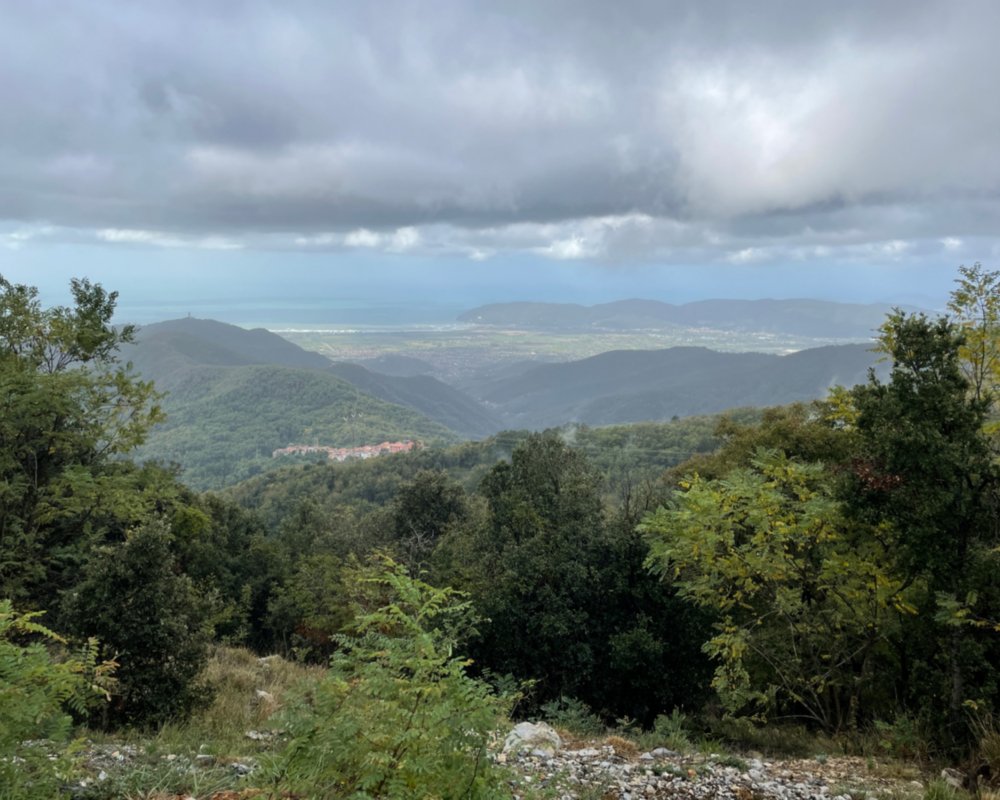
[71,647,320,798]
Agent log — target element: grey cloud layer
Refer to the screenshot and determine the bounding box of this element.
[2,0,999,261]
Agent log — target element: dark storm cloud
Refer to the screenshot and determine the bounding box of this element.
[1,0,999,261]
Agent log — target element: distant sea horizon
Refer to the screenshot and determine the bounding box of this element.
[115,298,469,329]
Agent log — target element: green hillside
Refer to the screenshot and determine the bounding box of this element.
[125,317,502,442]
[134,364,457,489]
[326,361,503,438]
[467,343,883,429]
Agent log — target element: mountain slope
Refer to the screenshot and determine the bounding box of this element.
[125,317,500,439]
[470,343,882,429]
[133,364,457,489]
[122,318,467,488]
[326,362,503,439]
[122,318,332,383]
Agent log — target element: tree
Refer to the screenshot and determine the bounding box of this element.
[390,469,469,569]
[947,262,1000,408]
[465,433,608,706]
[0,275,162,608]
[265,552,352,662]
[642,450,902,732]
[845,311,1000,738]
[61,518,213,727]
[438,431,711,722]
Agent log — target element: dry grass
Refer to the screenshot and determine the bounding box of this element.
[603,734,639,758]
[152,646,322,757]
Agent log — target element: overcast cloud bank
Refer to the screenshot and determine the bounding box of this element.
[1,1,998,303]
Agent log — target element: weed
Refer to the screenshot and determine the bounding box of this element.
[713,754,749,771]
[923,778,965,800]
[645,709,692,753]
[707,716,820,757]
[72,754,248,800]
[871,715,930,762]
[969,709,1000,778]
[696,736,726,756]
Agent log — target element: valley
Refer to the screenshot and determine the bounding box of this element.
[276,321,871,384]
[122,299,889,490]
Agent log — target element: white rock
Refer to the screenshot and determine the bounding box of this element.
[254,689,275,703]
[503,721,563,755]
[941,768,964,790]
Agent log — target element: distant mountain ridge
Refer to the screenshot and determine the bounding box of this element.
[459,298,907,338]
[466,343,885,430]
[123,315,892,488]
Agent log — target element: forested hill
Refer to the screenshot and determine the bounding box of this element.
[459,298,907,338]
[122,319,473,489]
[132,364,458,489]
[325,362,502,438]
[124,317,501,439]
[466,343,884,430]
[121,317,332,381]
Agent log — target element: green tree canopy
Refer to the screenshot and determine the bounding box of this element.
[0,275,162,607]
[845,311,1000,740]
[61,518,213,727]
[642,449,902,732]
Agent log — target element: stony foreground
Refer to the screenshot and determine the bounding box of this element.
[66,722,928,800]
[505,745,924,800]
[500,722,925,800]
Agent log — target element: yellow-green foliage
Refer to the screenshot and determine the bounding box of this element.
[642,449,905,732]
[0,600,110,800]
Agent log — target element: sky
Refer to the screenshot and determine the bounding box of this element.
[1,1,999,321]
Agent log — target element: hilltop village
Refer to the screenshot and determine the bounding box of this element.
[271,439,418,462]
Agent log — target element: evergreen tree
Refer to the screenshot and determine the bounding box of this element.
[62,517,213,727]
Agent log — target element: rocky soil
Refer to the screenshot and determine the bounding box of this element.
[66,722,929,800]
[501,723,926,800]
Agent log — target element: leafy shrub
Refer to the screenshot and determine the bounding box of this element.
[872,714,930,762]
[62,517,213,727]
[0,601,109,800]
[268,557,513,799]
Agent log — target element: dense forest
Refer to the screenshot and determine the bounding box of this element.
[3,267,1000,799]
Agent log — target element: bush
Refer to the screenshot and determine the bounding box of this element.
[540,696,606,737]
[268,557,512,799]
[0,601,109,800]
[62,518,213,727]
[651,709,693,752]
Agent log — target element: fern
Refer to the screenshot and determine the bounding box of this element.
[0,600,112,800]
[266,557,514,799]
